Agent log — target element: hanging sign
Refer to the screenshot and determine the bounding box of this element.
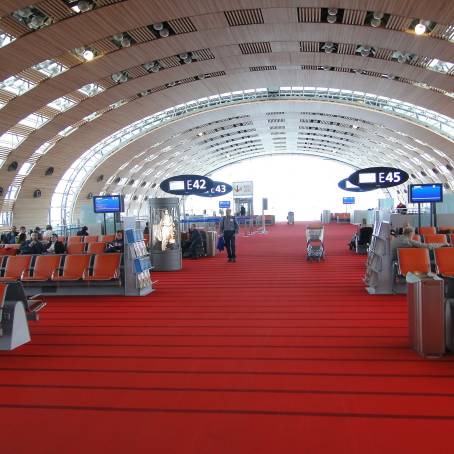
[160,174,214,195]
[232,181,253,198]
[347,167,409,189]
[196,181,233,197]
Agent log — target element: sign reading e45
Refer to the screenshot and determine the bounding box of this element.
[348,167,409,189]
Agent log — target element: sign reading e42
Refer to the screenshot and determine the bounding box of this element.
[160,175,214,195]
[197,181,233,198]
[347,167,409,189]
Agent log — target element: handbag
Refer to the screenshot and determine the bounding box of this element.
[216,235,225,251]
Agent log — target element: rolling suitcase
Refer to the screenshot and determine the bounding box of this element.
[407,273,445,357]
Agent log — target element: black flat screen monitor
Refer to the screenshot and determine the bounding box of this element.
[408,184,443,203]
[343,197,355,204]
[93,195,123,213]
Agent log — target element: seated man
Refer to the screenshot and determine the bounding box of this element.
[183,224,202,259]
[349,219,372,250]
[46,233,66,254]
[105,231,124,253]
[20,232,46,255]
[391,226,448,261]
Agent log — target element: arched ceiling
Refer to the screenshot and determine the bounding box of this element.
[0,0,453,226]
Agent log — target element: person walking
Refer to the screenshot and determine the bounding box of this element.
[220,208,239,262]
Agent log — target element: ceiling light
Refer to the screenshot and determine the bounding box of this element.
[370,17,381,27]
[153,23,163,31]
[159,28,169,37]
[82,49,94,61]
[121,37,131,47]
[322,42,335,53]
[327,15,337,24]
[113,33,123,41]
[415,22,426,35]
[77,1,93,13]
[327,8,338,15]
[16,7,33,18]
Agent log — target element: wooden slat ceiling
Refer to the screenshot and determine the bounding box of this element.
[0,0,452,227]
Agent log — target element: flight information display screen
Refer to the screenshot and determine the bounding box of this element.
[93,195,123,213]
[409,184,443,203]
[343,197,355,204]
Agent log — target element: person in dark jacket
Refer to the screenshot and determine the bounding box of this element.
[5,226,18,244]
[46,233,66,254]
[220,209,239,262]
[105,231,124,253]
[183,224,203,259]
[143,222,149,235]
[20,232,46,254]
[77,226,89,236]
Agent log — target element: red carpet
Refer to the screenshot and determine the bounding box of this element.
[1,222,454,454]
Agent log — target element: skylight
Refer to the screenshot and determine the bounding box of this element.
[78,83,105,97]
[427,58,454,74]
[0,32,15,48]
[0,76,36,95]
[47,96,77,112]
[33,60,68,77]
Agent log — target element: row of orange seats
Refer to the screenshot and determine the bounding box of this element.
[418,226,454,235]
[411,233,454,244]
[398,247,454,277]
[0,254,121,282]
[0,242,110,255]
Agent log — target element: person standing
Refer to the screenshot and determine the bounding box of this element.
[220,208,239,262]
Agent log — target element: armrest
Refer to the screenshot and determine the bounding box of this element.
[20,268,33,279]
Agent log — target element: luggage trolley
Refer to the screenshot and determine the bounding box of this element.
[306,224,325,261]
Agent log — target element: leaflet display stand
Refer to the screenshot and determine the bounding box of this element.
[124,217,153,296]
[364,221,394,294]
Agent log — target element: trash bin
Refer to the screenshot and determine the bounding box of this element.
[206,231,217,257]
[406,273,445,357]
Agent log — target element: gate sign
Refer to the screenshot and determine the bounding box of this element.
[338,178,373,192]
[347,167,409,189]
[197,181,233,198]
[160,174,214,195]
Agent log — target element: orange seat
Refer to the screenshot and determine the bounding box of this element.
[449,234,454,245]
[67,243,85,254]
[143,234,150,245]
[57,236,65,242]
[21,255,62,281]
[397,248,431,276]
[83,254,121,281]
[438,226,454,233]
[434,248,454,277]
[52,254,91,281]
[412,234,421,242]
[0,248,18,256]
[0,255,32,281]
[423,234,447,244]
[101,234,115,242]
[67,236,82,244]
[84,235,99,243]
[86,242,106,254]
[419,226,436,236]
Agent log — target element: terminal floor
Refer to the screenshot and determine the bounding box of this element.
[1,222,454,453]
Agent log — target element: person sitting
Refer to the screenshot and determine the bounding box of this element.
[34,226,43,240]
[42,224,54,240]
[20,232,46,255]
[5,226,18,244]
[77,226,89,236]
[46,233,66,254]
[349,219,372,250]
[396,202,407,214]
[391,226,448,261]
[16,226,27,243]
[183,224,203,259]
[105,231,124,253]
